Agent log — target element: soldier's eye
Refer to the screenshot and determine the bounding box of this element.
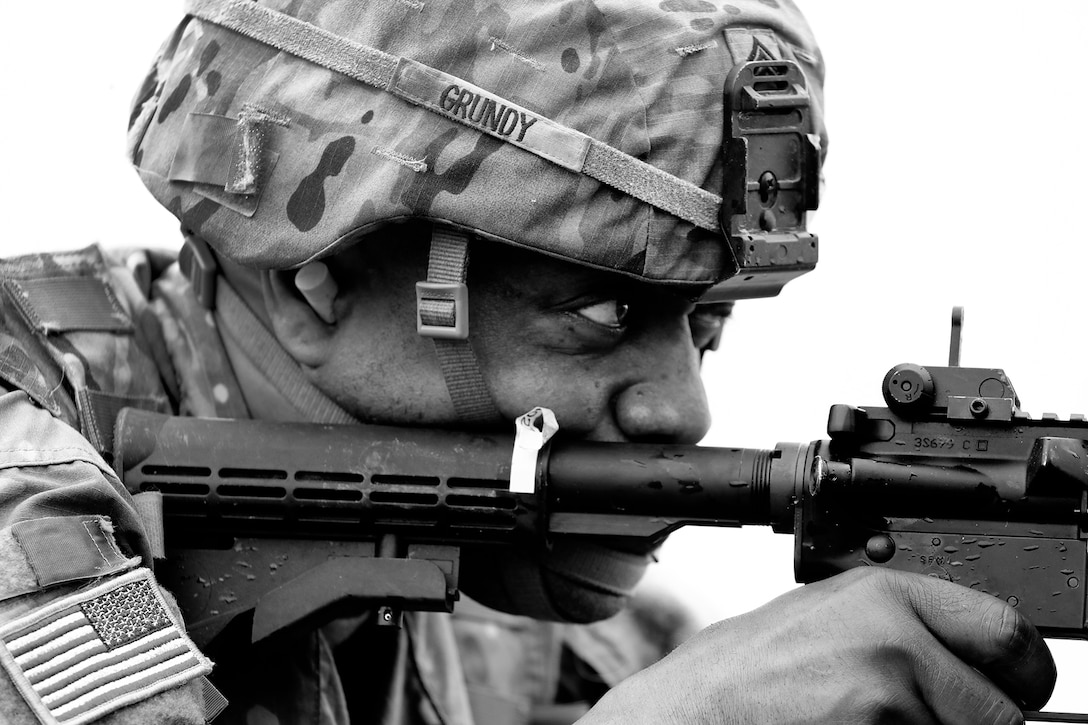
[576,299,630,328]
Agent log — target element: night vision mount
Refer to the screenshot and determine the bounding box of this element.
[706,58,821,301]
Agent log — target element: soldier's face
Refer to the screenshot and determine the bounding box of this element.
[281,240,717,444]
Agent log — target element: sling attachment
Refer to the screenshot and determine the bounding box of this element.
[179,234,218,310]
[510,407,558,494]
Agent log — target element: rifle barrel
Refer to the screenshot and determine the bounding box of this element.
[546,441,811,534]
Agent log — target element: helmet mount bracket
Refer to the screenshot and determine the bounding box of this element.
[705,59,821,302]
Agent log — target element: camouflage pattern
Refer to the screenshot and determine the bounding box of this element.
[150,263,250,419]
[0,243,703,724]
[0,244,446,724]
[0,246,173,454]
[0,247,209,724]
[128,0,824,287]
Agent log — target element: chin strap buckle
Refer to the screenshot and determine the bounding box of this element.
[416,281,469,340]
[417,226,501,425]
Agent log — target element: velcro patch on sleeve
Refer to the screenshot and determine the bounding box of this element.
[2,278,132,335]
[0,568,211,725]
[11,517,138,590]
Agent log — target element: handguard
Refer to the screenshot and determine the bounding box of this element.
[706,58,821,301]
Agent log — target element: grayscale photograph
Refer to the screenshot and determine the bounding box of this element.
[0,2,1086,723]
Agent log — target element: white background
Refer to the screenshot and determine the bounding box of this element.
[3,1,1088,718]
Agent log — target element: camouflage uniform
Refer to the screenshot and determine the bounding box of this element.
[0,0,823,721]
[130,0,824,289]
[0,244,686,724]
[0,246,207,725]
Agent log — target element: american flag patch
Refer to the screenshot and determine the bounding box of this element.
[0,568,211,725]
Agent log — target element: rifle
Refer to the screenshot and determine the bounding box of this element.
[112,309,1088,722]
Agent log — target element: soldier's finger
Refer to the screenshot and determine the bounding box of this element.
[899,575,1056,711]
[910,631,1025,725]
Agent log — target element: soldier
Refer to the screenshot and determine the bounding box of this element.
[0,1,1056,724]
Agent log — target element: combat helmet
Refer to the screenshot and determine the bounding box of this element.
[128,0,827,422]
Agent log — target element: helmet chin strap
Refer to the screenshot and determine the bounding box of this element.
[416,226,503,426]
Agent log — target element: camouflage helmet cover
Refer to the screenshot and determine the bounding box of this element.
[128,0,825,288]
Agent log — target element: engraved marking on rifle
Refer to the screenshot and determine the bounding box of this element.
[921,560,952,581]
[914,436,954,450]
[919,555,955,566]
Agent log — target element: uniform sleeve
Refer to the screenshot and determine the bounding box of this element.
[0,390,210,725]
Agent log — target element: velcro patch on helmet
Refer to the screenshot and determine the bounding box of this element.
[226,105,290,196]
[168,113,236,187]
[724,27,786,65]
[168,111,282,218]
[180,0,725,233]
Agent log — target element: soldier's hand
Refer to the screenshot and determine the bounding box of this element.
[579,568,1056,724]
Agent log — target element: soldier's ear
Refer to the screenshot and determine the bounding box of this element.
[263,269,336,368]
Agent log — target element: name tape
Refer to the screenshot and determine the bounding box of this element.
[391,59,591,173]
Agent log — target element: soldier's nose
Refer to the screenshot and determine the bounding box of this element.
[613,348,710,444]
